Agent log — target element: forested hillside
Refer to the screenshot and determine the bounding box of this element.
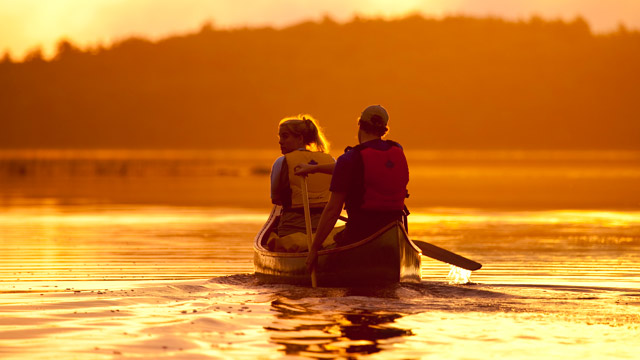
[1,15,638,150]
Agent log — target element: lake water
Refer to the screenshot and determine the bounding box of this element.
[1,149,639,359]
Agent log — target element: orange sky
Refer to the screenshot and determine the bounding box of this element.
[1,0,639,60]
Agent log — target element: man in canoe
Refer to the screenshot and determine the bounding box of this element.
[302,105,409,271]
[270,115,335,238]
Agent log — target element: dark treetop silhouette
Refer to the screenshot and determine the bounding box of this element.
[1,15,639,150]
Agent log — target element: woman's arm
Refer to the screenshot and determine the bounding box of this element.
[270,156,286,204]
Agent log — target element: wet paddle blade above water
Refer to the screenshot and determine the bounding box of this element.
[412,240,482,271]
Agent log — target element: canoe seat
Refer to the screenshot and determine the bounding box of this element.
[265,226,344,253]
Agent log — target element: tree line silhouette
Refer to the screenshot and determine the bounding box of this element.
[1,15,639,150]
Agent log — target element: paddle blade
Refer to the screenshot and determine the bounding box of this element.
[412,240,482,271]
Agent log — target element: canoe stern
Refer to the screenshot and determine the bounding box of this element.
[253,212,421,286]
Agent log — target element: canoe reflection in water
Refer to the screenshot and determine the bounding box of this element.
[267,298,413,358]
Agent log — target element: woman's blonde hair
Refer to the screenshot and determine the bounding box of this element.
[278,114,330,153]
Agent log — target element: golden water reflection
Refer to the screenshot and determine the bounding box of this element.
[2,150,640,359]
[267,293,414,359]
[1,204,639,290]
[409,208,640,227]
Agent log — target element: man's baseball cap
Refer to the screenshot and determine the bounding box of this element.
[359,105,389,126]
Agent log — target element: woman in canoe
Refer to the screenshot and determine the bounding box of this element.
[270,115,335,239]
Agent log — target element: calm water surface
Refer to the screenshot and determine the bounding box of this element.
[1,204,639,359]
[1,150,639,359]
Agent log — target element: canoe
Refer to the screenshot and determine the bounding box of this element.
[253,206,422,287]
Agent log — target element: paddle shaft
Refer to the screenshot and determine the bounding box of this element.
[300,176,318,287]
[338,215,481,271]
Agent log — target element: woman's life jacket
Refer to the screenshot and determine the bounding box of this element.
[346,140,409,212]
[283,150,334,209]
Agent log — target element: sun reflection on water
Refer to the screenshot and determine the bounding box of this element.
[409,209,640,227]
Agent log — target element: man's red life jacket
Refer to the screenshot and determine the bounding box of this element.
[348,141,409,211]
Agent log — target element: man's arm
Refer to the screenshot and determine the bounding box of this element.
[294,162,335,176]
[306,191,346,271]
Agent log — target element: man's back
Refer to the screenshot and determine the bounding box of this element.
[331,139,409,244]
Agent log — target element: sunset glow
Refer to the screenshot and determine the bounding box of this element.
[1,0,639,60]
[1,0,639,357]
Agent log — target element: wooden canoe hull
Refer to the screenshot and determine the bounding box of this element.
[253,206,422,287]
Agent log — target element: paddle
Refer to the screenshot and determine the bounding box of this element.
[411,240,482,271]
[338,215,481,271]
[300,175,318,287]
